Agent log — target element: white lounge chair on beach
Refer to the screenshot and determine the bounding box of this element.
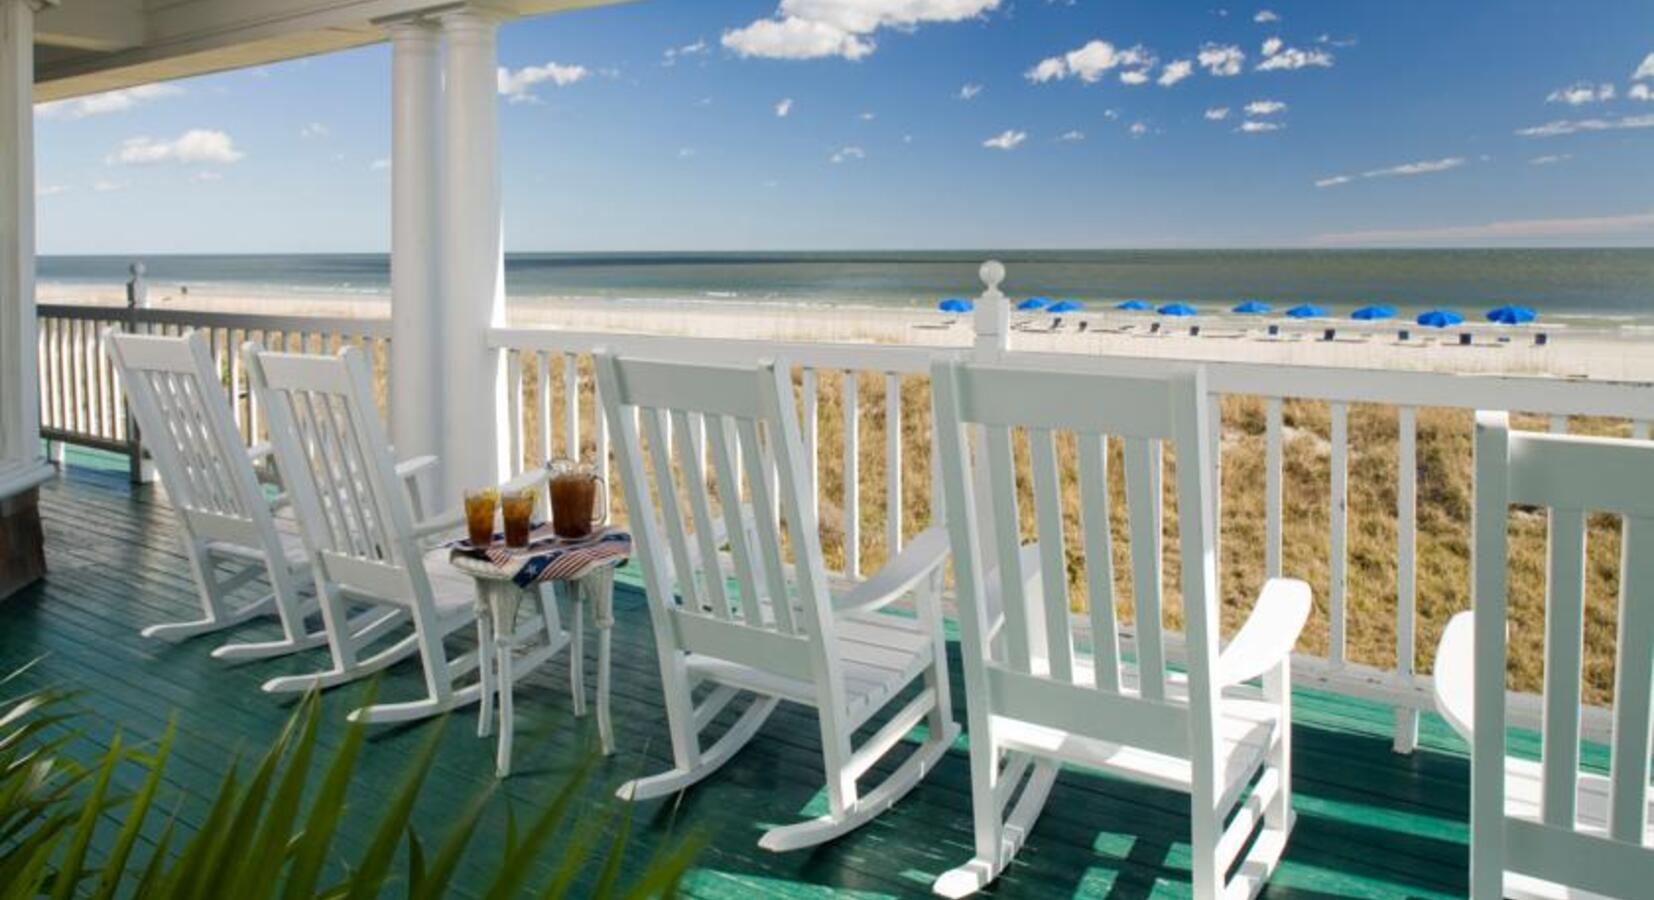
[1432,412,1654,900]
[928,358,1311,898]
[105,329,326,659]
[244,341,558,722]
[595,350,958,851]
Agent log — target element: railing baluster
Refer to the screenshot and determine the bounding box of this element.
[506,349,524,474]
[536,351,551,463]
[68,319,83,438]
[1330,402,1349,665]
[564,353,579,459]
[593,373,610,488]
[844,370,860,580]
[885,372,902,555]
[802,367,819,530]
[1550,414,1568,434]
[1209,393,1223,594]
[1395,404,1419,753]
[1265,396,1283,578]
[1636,421,1651,440]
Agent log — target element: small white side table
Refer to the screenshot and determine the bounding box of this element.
[452,556,620,777]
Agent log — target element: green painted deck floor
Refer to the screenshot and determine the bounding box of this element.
[3,459,1485,898]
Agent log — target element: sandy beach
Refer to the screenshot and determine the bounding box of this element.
[37,281,1654,382]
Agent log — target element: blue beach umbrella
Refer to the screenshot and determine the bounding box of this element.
[1115,299,1153,311]
[1416,309,1465,328]
[1232,300,1272,314]
[1046,300,1084,313]
[1285,304,1328,319]
[1351,305,1397,321]
[1485,304,1537,325]
[938,298,973,313]
[1017,296,1051,311]
[1158,302,1199,317]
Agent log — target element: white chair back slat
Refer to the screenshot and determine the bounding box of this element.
[1028,427,1074,682]
[706,416,766,629]
[672,409,734,620]
[737,416,797,635]
[1077,432,1122,693]
[1123,436,1168,702]
[1540,506,1587,828]
[1608,515,1654,843]
[983,423,1033,674]
[639,407,707,616]
[1468,413,1654,897]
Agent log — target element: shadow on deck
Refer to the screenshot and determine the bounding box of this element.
[1,457,1474,898]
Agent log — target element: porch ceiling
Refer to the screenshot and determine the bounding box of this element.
[33,0,634,102]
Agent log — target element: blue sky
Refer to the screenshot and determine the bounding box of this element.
[33,0,1654,254]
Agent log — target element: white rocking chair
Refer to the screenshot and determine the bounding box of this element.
[104,329,328,661]
[928,358,1310,898]
[1433,412,1654,900]
[594,351,959,851]
[244,341,557,723]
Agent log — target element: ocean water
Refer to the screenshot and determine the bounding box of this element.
[36,249,1654,328]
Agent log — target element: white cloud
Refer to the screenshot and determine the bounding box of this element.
[191,171,223,183]
[859,111,876,120]
[299,122,329,139]
[1058,130,1085,142]
[1314,211,1654,245]
[1528,154,1572,165]
[1245,99,1286,115]
[775,97,794,117]
[1027,40,1153,84]
[1128,121,1149,137]
[1158,59,1193,86]
[1631,83,1652,101]
[92,179,123,192]
[35,84,183,120]
[1261,36,1283,57]
[662,38,708,65]
[496,62,589,103]
[369,158,390,171]
[1635,52,1654,81]
[1197,43,1245,76]
[982,129,1027,149]
[36,184,69,197]
[724,0,999,61]
[109,129,244,165]
[1256,46,1334,71]
[1254,10,1279,23]
[958,83,984,100]
[1547,82,1616,106]
[1516,113,1654,137]
[678,147,696,158]
[1238,120,1282,133]
[1204,106,1231,120]
[1315,156,1466,187]
[830,145,866,163]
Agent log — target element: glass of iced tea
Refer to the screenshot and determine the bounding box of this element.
[463,487,498,548]
[501,487,537,549]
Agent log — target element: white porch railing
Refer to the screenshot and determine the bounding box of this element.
[35,263,1654,753]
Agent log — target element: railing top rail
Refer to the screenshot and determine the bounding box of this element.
[37,304,392,339]
[490,325,1654,421]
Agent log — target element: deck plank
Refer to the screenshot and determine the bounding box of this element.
[0,457,1485,898]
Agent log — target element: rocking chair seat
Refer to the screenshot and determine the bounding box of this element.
[205,514,308,569]
[686,608,934,729]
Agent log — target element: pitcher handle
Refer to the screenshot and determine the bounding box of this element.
[593,476,609,528]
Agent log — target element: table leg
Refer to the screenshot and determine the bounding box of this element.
[475,602,495,739]
[493,589,516,778]
[597,621,613,755]
[569,583,587,718]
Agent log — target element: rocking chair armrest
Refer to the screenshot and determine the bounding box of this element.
[394,454,438,482]
[1217,577,1311,688]
[833,526,949,616]
[246,442,274,462]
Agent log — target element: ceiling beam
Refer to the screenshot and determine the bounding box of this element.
[35,0,144,52]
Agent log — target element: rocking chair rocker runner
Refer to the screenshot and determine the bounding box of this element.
[244,342,560,723]
[594,350,959,851]
[929,358,1310,898]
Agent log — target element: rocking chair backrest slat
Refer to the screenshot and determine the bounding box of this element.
[595,351,831,685]
[1473,413,1654,897]
[106,331,273,546]
[932,358,1220,762]
[244,344,428,609]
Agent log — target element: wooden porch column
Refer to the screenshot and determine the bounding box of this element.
[0,0,54,600]
[438,6,509,495]
[387,18,444,493]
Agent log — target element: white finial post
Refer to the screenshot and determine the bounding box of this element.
[973,259,1009,358]
[126,261,147,309]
